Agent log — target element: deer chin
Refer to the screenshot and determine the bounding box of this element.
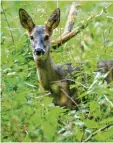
[33,52,49,63]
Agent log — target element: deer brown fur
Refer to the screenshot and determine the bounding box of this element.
[19,8,79,108]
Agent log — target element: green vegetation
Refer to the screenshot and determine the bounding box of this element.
[1,1,113,142]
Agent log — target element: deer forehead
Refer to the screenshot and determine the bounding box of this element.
[31,26,47,37]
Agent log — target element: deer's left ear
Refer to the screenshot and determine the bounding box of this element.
[45,8,60,32]
[19,8,35,33]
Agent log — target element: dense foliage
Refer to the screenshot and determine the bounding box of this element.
[1,1,113,142]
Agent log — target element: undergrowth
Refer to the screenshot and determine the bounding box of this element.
[1,1,113,142]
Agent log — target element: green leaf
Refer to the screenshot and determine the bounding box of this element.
[84,119,99,128]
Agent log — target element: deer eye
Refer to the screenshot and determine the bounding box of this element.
[30,36,34,40]
[44,34,49,41]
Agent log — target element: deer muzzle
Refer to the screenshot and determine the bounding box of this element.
[34,48,45,55]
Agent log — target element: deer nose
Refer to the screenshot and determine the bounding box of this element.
[34,48,44,55]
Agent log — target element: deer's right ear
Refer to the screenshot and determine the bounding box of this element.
[45,8,60,33]
[19,8,35,33]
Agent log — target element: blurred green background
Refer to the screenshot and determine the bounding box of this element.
[1,1,113,142]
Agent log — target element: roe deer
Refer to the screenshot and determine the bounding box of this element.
[19,8,79,108]
[19,8,113,108]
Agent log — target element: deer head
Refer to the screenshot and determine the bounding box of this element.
[19,8,60,63]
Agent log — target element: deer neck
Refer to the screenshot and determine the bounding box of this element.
[36,56,60,90]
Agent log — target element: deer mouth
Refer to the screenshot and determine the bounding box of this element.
[34,48,45,56]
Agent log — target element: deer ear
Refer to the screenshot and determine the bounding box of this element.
[46,8,60,32]
[19,8,35,33]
